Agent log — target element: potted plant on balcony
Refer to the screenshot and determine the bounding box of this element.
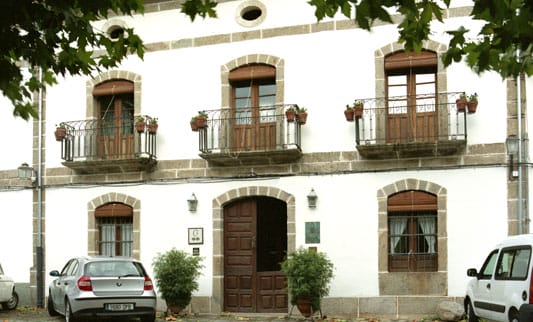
[297,107,308,125]
[285,105,297,122]
[467,93,478,114]
[456,93,467,112]
[54,123,67,141]
[135,116,146,133]
[344,104,355,122]
[195,111,208,129]
[190,116,199,132]
[281,247,334,318]
[152,248,204,315]
[148,118,158,134]
[353,100,364,118]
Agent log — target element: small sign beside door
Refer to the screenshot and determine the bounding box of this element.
[188,227,204,245]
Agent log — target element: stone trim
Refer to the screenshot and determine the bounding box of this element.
[86,70,142,119]
[87,193,141,259]
[210,186,295,314]
[377,179,448,295]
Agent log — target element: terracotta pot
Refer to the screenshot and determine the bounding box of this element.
[135,121,146,133]
[166,303,183,315]
[295,296,313,317]
[467,101,478,114]
[298,112,307,125]
[148,123,158,134]
[54,127,66,141]
[344,109,354,122]
[285,110,296,122]
[456,98,467,112]
[190,120,199,131]
[354,105,364,118]
[196,116,207,128]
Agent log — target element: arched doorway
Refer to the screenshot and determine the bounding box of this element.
[223,196,288,313]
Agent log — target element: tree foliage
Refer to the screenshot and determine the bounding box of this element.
[307,0,532,78]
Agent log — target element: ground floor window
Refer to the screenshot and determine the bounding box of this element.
[388,190,437,272]
[95,203,133,256]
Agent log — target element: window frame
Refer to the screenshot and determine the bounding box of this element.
[95,203,133,257]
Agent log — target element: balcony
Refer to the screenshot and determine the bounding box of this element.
[57,116,158,174]
[354,92,469,159]
[197,104,303,166]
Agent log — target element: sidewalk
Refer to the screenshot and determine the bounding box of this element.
[0,307,454,322]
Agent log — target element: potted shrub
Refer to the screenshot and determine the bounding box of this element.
[195,111,208,129]
[281,247,334,317]
[297,107,308,125]
[456,93,467,112]
[190,116,199,131]
[285,105,297,122]
[54,123,67,141]
[467,93,478,114]
[353,100,364,118]
[344,104,355,122]
[148,118,158,134]
[152,248,204,315]
[135,116,146,133]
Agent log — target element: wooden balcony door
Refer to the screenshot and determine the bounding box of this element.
[385,51,438,143]
[97,93,134,159]
[230,64,277,152]
[224,197,287,313]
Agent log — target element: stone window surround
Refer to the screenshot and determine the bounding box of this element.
[378,178,448,295]
[87,193,141,260]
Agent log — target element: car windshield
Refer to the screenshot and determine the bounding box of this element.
[85,261,144,277]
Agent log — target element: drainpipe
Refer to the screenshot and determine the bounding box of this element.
[36,67,44,307]
[517,72,524,235]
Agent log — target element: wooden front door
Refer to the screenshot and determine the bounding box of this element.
[224,197,287,313]
[97,94,135,158]
[232,82,276,151]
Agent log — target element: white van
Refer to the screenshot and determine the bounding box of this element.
[465,234,533,322]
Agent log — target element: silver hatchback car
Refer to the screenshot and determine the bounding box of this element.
[47,256,157,322]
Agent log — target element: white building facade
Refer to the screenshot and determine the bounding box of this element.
[0,0,532,317]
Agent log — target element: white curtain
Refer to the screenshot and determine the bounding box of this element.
[390,217,407,254]
[121,223,133,257]
[418,216,436,253]
[101,224,115,256]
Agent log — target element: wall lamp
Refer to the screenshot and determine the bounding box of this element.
[307,188,318,208]
[187,193,198,212]
[505,135,519,180]
[18,162,36,183]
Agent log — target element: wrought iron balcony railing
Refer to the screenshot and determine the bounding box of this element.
[196,104,303,165]
[57,115,157,173]
[353,92,469,158]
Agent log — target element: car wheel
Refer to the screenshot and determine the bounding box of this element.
[47,294,59,316]
[509,309,520,322]
[1,291,18,310]
[64,299,77,322]
[141,313,156,322]
[466,300,479,322]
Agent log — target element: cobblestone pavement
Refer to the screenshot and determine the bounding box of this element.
[0,307,461,322]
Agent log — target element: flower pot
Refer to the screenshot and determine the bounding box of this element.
[354,105,364,118]
[190,120,199,132]
[135,121,146,133]
[148,123,158,134]
[196,116,207,128]
[298,112,307,125]
[456,98,467,112]
[285,110,296,122]
[54,127,66,141]
[295,296,313,317]
[166,303,183,315]
[467,101,478,114]
[344,109,354,122]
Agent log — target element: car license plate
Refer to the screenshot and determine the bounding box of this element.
[105,303,134,311]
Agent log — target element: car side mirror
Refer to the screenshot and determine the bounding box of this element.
[49,270,60,277]
[467,268,479,278]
